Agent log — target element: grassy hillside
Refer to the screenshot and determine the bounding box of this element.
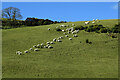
[2,19,118,78]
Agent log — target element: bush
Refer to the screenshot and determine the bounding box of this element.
[99,28,107,33]
[86,39,89,43]
[56,28,62,31]
[74,25,84,30]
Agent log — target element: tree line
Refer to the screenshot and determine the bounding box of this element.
[1,7,67,29]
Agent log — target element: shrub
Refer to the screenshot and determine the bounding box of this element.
[99,28,107,33]
[86,39,89,43]
[56,28,62,31]
[74,25,84,30]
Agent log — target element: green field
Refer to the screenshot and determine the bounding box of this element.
[2,19,118,78]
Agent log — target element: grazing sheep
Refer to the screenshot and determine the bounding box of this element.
[85,21,90,25]
[60,36,63,39]
[68,31,70,34]
[34,48,39,51]
[60,25,66,27]
[16,51,22,55]
[69,38,72,40]
[63,33,67,35]
[24,50,29,53]
[57,39,62,42]
[62,30,65,32]
[73,34,78,37]
[18,52,22,55]
[48,46,53,49]
[46,42,50,44]
[33,45,37,48]
[92,21,95,24]
[29,48,33,50]
[44,46,47,48]
[41,43,44,46]
[53,38,56,42]
[65,35,69,37]
[50,41,54,44]
[37,44,40,47]
[48,28,50,30]
[67,25,69,27]
[72,24,75,26]
[16,51,20,54]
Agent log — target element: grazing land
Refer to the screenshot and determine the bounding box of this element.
[2,19,118,78]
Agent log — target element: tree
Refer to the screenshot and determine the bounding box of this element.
[2,7,22,20]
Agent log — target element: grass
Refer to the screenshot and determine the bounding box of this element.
[2,19,118,78]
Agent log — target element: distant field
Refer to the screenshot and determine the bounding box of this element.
[2,19,118,78]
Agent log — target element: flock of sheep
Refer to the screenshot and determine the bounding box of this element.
[16,19,99,55]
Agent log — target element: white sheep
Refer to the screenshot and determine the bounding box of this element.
[53,38,56,42]
[63,33,67,35]
[24,50,29,53]
[50,41,54,44]
[18,52,22,55]
[37,44,40,47]
[57,39,62,42]
[65,35,69,37]
[44,46,47,48]
[34,48,39,51]
[48,28,50,30]
[16,51,22,55]
[60,36,63,39]
[85,21,90,25]
[62,30,65,32]
[46,42,50,44]
[73,34,78,37]
[72,24,75,26]
[29,48,33,50]
[48,46,53,49]
[41,43,44,46]
[68,31,70,34]
[69,38,72,40]
[92,21,95,24]
[33,45,37,48]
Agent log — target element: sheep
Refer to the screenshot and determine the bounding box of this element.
[16,51,20,54]
[33,45,37,48]
[60,36,63,39]
[46,44,50,47]
[62,30,65,32]
[50,41,54,44]
[48,28,50,30]
[29,48,33,50]
[53,38,56,42]
[41,43,44,46]
[16,51,22,55]
[68,31,70,34]
[18,52,22,55]
[66,25,69,27]
[46,42,50,44]
[73,34,78,37]
[37,44,40,47]
[63,33,67,35]
[72,24,75,26]
[85,21,90,25]
[24,50,29,53]
[69,38,72,40]
[44,46,47,48]
[34,48,39,51]
[60,25,66,27]
[48,46,53,49]
[65,35,69,37]
[57,39,62,42]
[92,21,95,24]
